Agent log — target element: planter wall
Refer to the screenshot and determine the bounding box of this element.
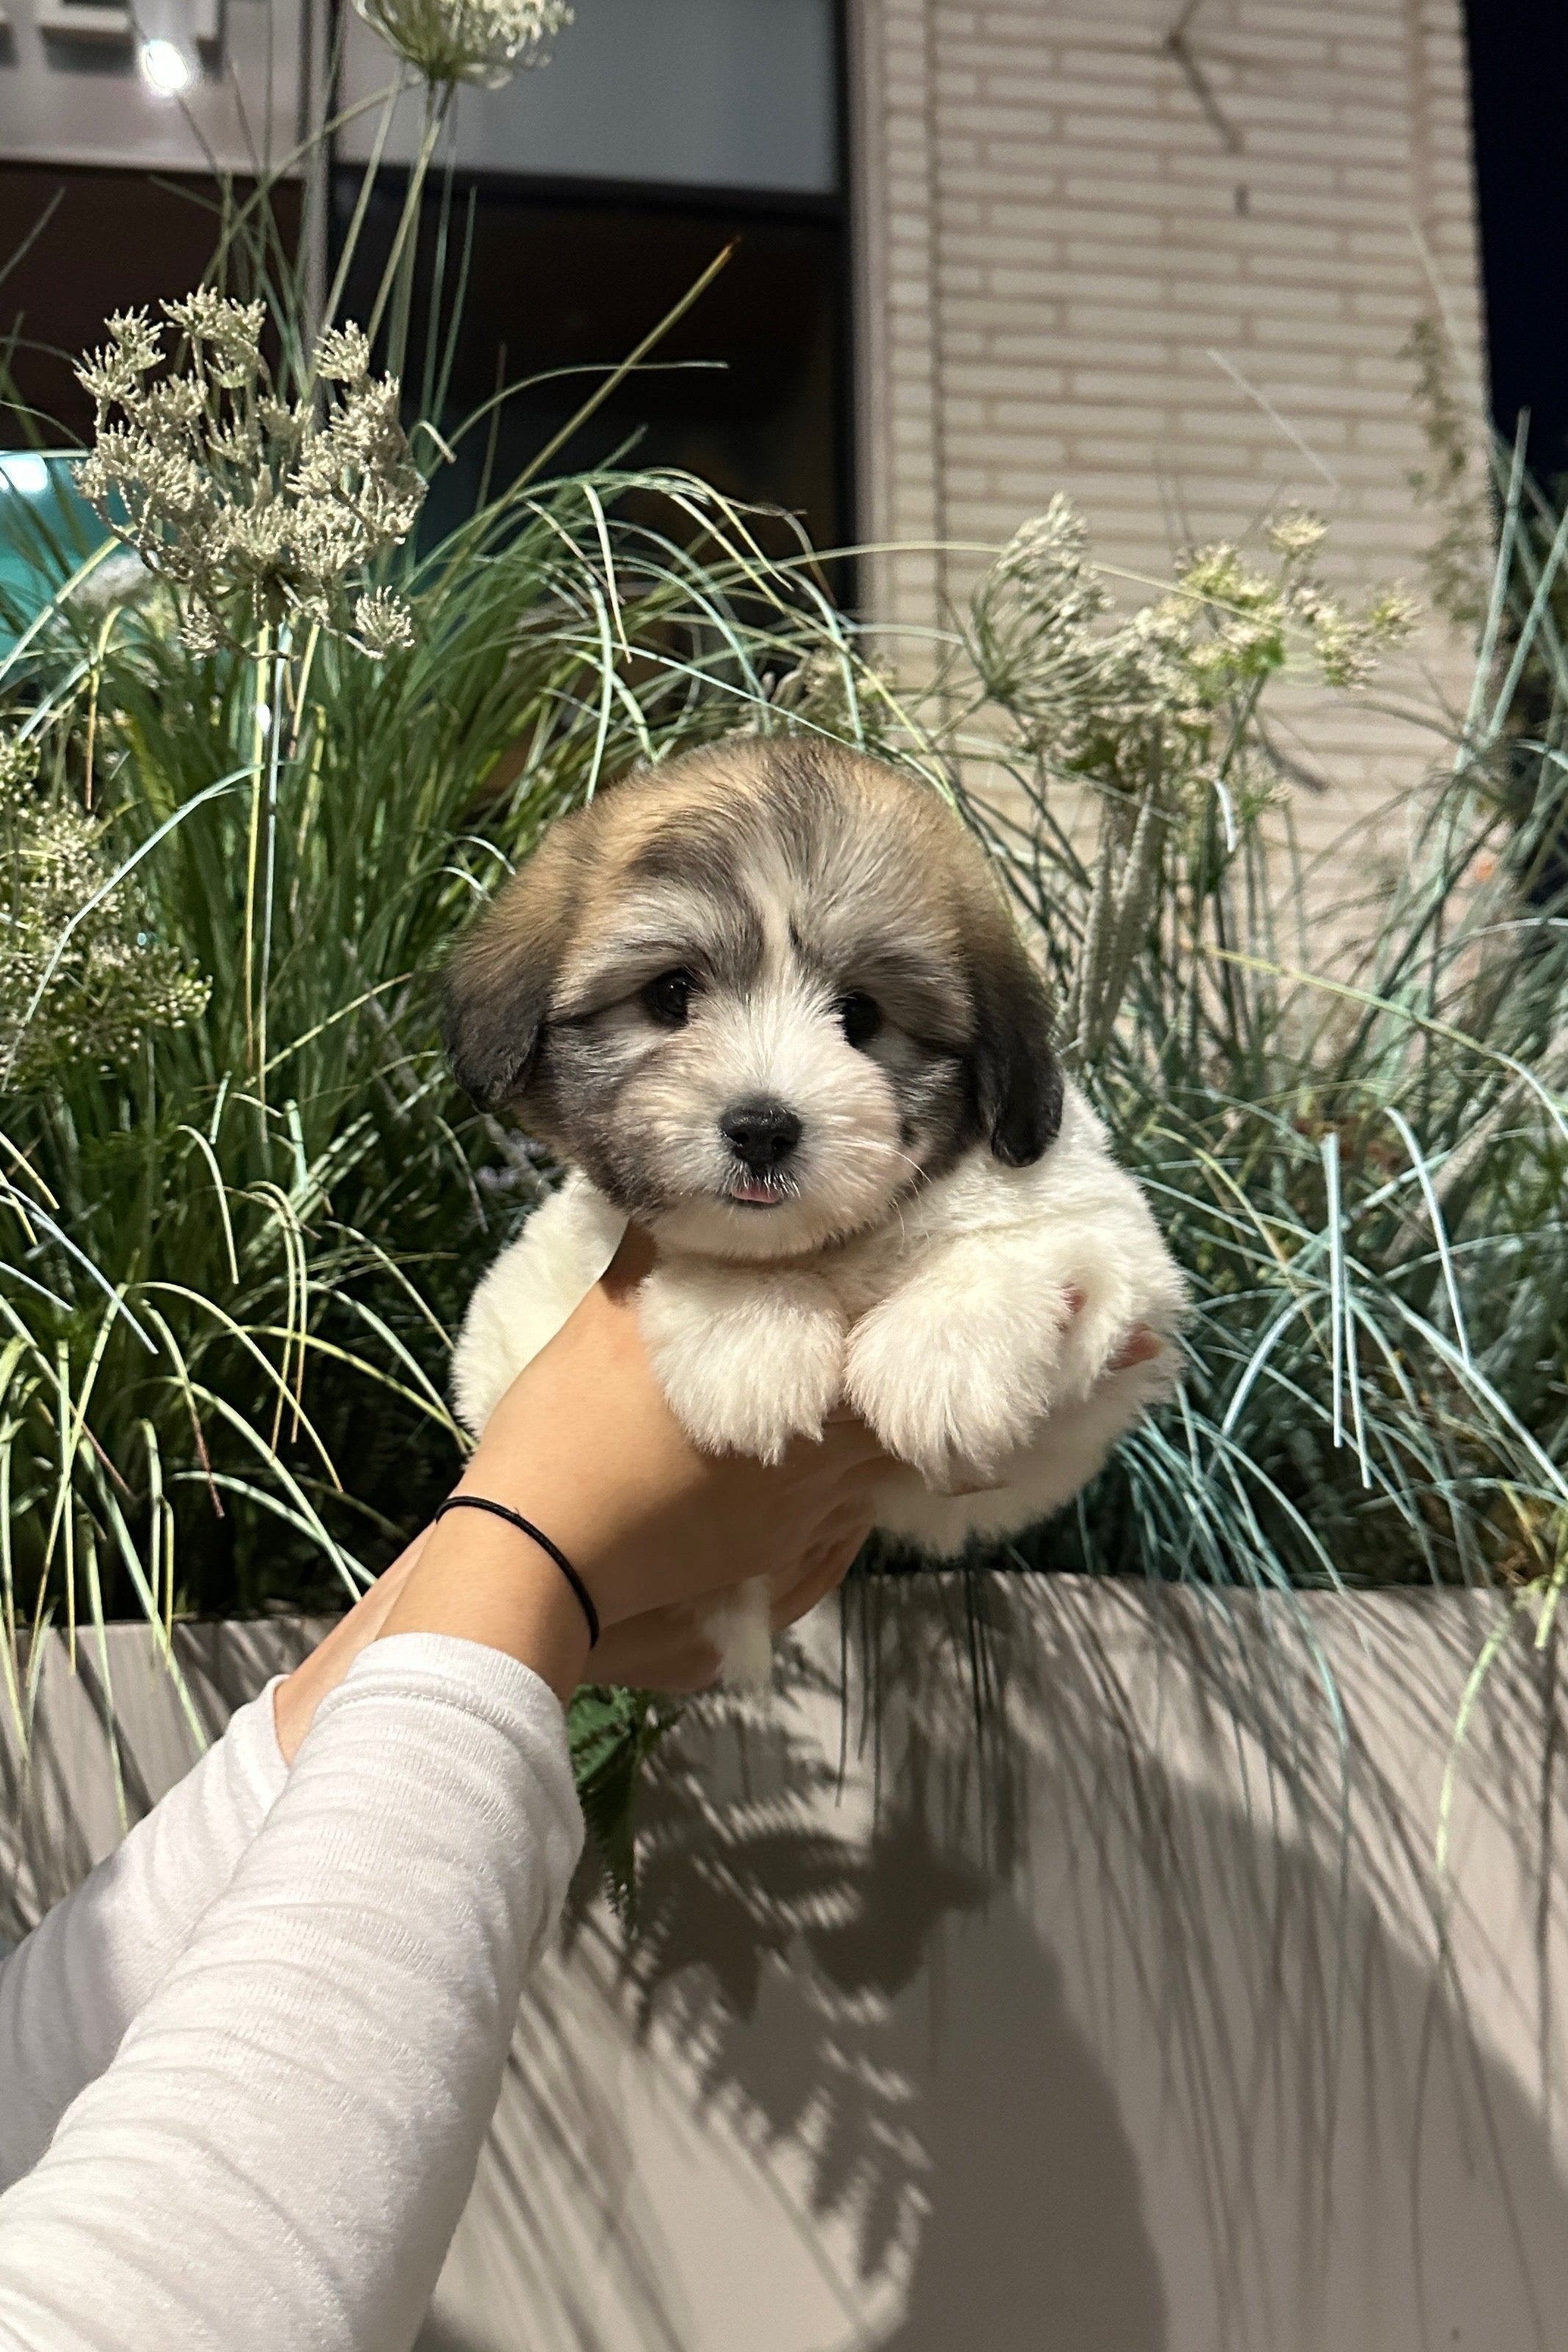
[4,1577,1567,2352]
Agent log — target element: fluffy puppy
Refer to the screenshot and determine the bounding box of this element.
[447,738,1187,1681]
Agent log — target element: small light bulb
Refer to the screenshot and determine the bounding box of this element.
[140,37,193,93]
[0,453,50,497]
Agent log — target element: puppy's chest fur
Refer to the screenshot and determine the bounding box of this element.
[453,1079,1187,1575]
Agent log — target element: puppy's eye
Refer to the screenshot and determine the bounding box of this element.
[838,991,882,1049]
[644,969,695,1027]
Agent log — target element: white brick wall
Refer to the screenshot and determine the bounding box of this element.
[849,0,1488,891]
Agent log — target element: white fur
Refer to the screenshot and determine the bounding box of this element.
[451,1178,626,1434]
[453,1086,1186,1683]
[639,1261,848,1464]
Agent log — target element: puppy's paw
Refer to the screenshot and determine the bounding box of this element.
[845,1282,1075,1486]
[639,1264,847,1462]
[1047,1224,1182,1406]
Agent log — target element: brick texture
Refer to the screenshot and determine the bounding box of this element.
[848,0,1488,902]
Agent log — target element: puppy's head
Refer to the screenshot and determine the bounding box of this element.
[446,739,1061,1259]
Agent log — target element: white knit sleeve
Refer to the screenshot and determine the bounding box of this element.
[0,1680,289,2192]
[0,1633,583,2352]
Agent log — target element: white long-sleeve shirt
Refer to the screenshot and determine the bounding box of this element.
[0,1633,583,2351]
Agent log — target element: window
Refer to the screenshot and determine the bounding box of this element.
[334,0,852,570]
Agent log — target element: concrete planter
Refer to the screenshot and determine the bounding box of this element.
[3,1577,1566,2351]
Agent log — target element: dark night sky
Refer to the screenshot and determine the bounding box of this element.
[1465,0,1568,483]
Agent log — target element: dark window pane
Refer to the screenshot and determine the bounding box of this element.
[334,177,852,581]
[0,165,300,447]
[1465,0,1568,483]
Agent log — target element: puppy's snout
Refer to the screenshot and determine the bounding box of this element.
[719,1099,803,1173]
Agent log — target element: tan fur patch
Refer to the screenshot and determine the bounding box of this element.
[457,737,1029,1010]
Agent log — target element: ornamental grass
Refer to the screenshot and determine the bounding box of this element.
[1,2,1562,1892]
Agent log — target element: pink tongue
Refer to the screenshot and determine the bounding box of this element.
[733,1179,776,1204]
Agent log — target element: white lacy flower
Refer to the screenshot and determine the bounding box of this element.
[1266,508,1328,563]
[0,733,209,1090]
[970,499,1417,805]
[352,589,416,658]
[356,0,572,88]
[0,733,37,813]
[1306,586,1420,689]
[73,301,425,656]
[315,323,372,383]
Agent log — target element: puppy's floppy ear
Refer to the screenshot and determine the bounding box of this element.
[966,913,1064,1166]
[444,849,575,1114]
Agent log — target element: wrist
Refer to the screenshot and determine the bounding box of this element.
[434,1493,600,1648]
[378,1500,591,1703]
[455,1444,636,1632]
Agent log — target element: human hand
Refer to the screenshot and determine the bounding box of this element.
[378,1229,888,1698]
[278,1287,1154,1741]
[588,1503,871,1692]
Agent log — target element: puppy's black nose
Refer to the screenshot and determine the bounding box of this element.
[720,1099,803,1172]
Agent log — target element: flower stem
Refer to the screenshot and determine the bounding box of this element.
[368,84,452,389]
[242,623,272,1085]
[256,629,290,1096]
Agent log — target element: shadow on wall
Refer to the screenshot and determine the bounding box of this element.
[425,1579,1568,2352]
[820,1902,1168,2352]
[624,1666,1165,2352]
[423,1691,1168,2352]
[0,1585,1564,2349]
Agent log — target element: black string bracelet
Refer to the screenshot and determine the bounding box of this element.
[433,1494,600,1648]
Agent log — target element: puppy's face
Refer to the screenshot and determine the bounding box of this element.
[447,742,1061,1261]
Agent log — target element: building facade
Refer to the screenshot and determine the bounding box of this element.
[4,0,1489,868]
[849,0,1488,874]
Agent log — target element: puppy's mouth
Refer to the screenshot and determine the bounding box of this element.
[725,1176,790,1209]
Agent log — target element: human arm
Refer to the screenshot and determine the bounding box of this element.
[0,1533,433,2196]
[0,1243,885,2349]
[0,1261,869,2212]
[0,1635,580,2352]
[0,1675,289,2195]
